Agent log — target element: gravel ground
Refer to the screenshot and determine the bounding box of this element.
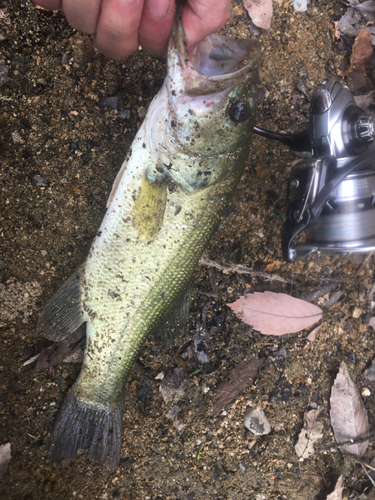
[1,1,375,499]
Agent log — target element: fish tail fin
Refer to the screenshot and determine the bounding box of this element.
[38,265,86,342]
[49,393,123,470]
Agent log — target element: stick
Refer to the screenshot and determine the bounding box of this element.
[361,463,375,489]
[199,258,294,285]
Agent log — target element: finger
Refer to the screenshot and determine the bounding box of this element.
[138,0,175,53]
[182,0,231,49]
[94,0,145,59]
[33,0,62,10]
[62,0,102,34]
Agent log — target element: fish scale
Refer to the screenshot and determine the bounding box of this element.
[79,176,239,404]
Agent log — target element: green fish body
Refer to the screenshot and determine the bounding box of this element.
[39,19,259,469]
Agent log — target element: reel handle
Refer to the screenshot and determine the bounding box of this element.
[253,126,310,153]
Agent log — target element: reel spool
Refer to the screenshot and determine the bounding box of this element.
[254,79,375,262]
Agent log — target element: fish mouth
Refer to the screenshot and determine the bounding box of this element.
[168,16,260,97]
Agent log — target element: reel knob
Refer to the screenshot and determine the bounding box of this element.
[356,115,375,143]
[342,107,375,155]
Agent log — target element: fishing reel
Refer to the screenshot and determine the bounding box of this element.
[254,79,375,262]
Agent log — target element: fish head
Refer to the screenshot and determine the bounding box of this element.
[154,19,260,192]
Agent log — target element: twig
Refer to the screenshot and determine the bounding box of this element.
[281,426,302,478]
[23,353,40,366]
[356,252,374,277]
[215,389,237,396]
[361,463,375,489]
[199,258,294,285]
[302,275,364,285]
[201,300,211,327]
[318,433,375,453]
[199,258,365,286]
[356,458,375,472]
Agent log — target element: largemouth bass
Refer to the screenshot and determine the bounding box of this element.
[39,16,259,470]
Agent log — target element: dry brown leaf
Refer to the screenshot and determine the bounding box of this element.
[211,358,263,417]
[0,443,11,479]
[333,21,340,40]
[306,323,325,343]
[34,325,85,372]
[243,0,273,30]
[228,292,322,336]
[330,362,369,457]
[159,368,189,406]
[349,27,373,72]
[326,475,344,500]
[354,1,375,22]
[355,90,375,114]
[295,406,324,460]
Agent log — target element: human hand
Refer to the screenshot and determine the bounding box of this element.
[33,0,231,59]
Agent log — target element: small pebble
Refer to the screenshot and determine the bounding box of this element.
[353,306,362,319]
[194,331,209,364]
[271,347,287,358]
[32,174,47,187]
[118,109,130,120]
[121,458,135,468]
[81,153,92,164]
[244,406,271,436]
[98,96,120,110]
[138,106,147,118]
[11,131,23,144]
[362,388,371,397]
[0,64,10,85]
[293,0,307,12]
[159,368,189,405]
[61,52,69,65]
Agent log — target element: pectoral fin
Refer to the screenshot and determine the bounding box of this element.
[132,176,167,241]
[38,265,86,341]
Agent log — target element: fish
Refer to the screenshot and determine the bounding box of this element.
[38,14,260,470]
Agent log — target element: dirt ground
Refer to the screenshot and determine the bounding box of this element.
[1,0,375,499]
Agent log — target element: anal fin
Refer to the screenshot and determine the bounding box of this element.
[38,265,86,341]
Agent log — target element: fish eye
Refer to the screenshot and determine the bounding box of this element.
[227,101,251,124]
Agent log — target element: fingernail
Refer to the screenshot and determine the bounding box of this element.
[146,0,171,18]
